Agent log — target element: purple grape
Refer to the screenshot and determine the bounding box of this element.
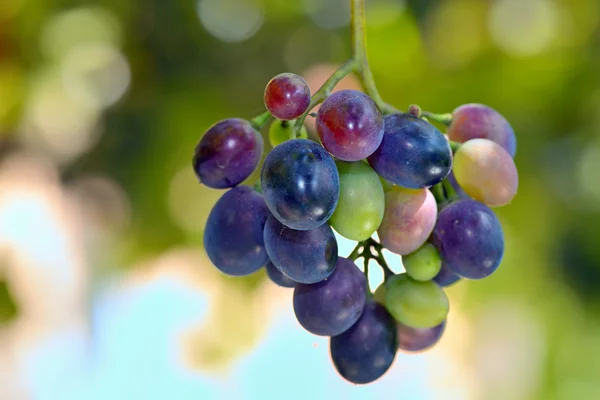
[316,90,384,161]
[263,215,338,284]
[265,261,296,288]
[432,261,461,287]
[193,118,263,189]
[203,186,270,276]
[368,113,452,189]
[397,320,446,352]
[448,103,516,158]
[293,257,367,336]
[330,302,397,384]
[261,139,340,231]
[432,199,504,279]
[264,73,311,120]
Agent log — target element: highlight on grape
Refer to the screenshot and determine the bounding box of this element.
[193,0,518,385]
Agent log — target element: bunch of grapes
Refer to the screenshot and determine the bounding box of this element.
[194,72,518,384]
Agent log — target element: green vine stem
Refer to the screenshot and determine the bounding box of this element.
[442,178,459,202]
[351,0,398,115]
[422,111,453,126]
[431,182,446,205]
[251,111,274,130]
[449,140,462,153]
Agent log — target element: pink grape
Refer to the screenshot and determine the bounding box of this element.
[453,139,518,207]
[377,186,438,256]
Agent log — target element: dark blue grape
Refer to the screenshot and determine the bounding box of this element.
[330,302,397,384]
[293,257,367,336]
[261,139,340,230]
[368,114,452,189]
[193,118,263,189]
[397,320,446,352]
[203,186,270,276]
[263,215,338,284]
[265,261,296,288]
[432,199,504,279]
[432,261,461,287]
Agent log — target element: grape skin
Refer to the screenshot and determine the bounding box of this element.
[385,274,449,329]
[203,186,270,276]
[397,320,446,352]
[448,103,516,157]
[316,90,384,161]
[432,261,461,287]
[329,161,385,241]
[261,139,340,231]
[265,261,296,288]
[264,73,311,120]
[330,302,397,385]
[263,215,338,284]
[453,138,518,207]
[403,243,442,282]
[432,199,504,279]
[377,186,438,256]
[193,118,263,189]
[368,113,452,189]
[293,257,367,336]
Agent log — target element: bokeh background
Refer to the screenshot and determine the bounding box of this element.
[1,0,599,399]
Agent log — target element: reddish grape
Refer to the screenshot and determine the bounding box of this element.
[448,104,516,157]
[264,73,311,120]
[377,186,438,256]
[193,118,263,189]
[453,139,518,207]
[316,90,384,161]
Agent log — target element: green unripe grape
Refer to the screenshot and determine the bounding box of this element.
[268,119,308,147]
[385,274,449,328]
[403,243,442,281]
[373,283,387,305]
[329,161,385,241]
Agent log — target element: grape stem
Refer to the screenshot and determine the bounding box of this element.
[442,178,459,202]
[289,0,401,137]
[250,111,274,130]
[350,0,399,115]
[348,237,395,283]
[431,183,446,205]
[449,140,462,153]
[422,111,453,126]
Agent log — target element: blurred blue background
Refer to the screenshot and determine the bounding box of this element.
[1,0,600,399]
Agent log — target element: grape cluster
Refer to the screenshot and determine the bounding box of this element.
[194,72,518,384]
